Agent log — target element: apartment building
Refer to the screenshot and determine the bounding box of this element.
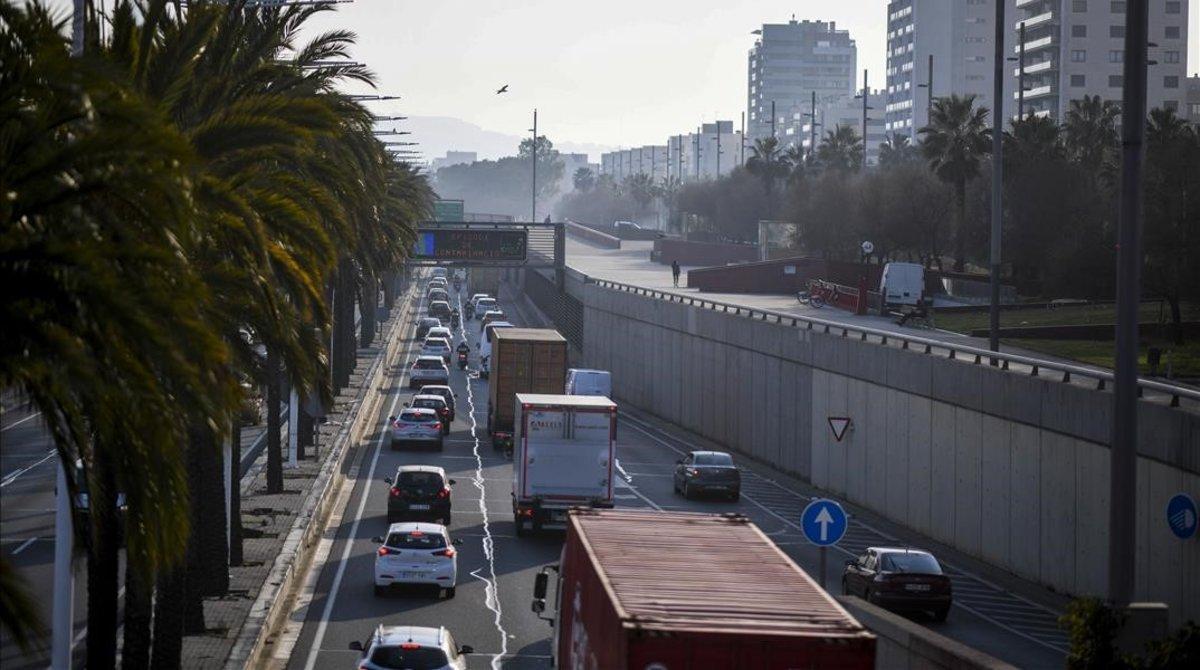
[1012,0,1190,120]
[747,19,857,142]
[785,91,888,165]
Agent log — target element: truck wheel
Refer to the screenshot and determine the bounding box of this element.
[729,491,741,502]
[514,514,527,537]
[445,587,456,599]
[933,606,949,622]
[374,585,385,597]
[682,482,691,500]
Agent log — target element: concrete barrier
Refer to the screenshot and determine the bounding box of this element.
[562,276,1200,626]
[836,596,1017,670]
[565,221,620,249]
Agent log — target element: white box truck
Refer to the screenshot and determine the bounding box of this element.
[512,393,617,536]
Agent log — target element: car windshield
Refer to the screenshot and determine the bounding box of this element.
[476,299,495,308]
[412,398,443,410]
[420,319,439,326]
[398,471,444,489]
[694,453,733,466]
[399,411,437,423]
[881,552,942,574]
[414,360,444,370]
[424,339,449,348]
[385,531,447,550]
[368,646,448,670]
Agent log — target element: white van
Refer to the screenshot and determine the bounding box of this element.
[879,262,925,309]
[565,369,612,397]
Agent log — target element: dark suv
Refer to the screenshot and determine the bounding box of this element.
[385,465,454,524]
[419,385,456,421]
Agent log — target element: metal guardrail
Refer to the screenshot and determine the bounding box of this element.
[583,276,1200,409]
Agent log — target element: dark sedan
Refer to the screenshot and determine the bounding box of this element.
[385,465,454,525]
[842,547,952,621]
[672,450,740,501]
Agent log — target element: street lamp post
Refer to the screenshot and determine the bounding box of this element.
[530,109,537,222]
[989,0,1005,355]
[1008,23,1028,120]
[854,70,873,168]
[917,54,934,132]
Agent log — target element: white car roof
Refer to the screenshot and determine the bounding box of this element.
[870,546,936,557]
[415,355,445,363]
[375,624,444,648]
[411,394,446,404]
[423,337,450,344]
[396,464,446,475]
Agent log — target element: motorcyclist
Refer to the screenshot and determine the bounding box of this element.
[455,341,470,369]
[464,302,475,320]
[450,307,461,328]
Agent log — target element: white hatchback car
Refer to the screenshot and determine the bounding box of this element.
[350,625,471,670]
[372,522,460,597]
[409,355,449,389]
[389,408,443,450]
[427,326,453,343]
[472,297,496,317]
[421,336,452,362]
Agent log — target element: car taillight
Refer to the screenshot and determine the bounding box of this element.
[377,546,394,556]
[400,643,421,650]
[434,547,456,558]
[686,468,699,477]
[389,487,401,498]
[436,487,450,499]
[432,422,441,430]
[440,408,450,416]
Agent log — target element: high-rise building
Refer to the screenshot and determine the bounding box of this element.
[747,19,857,143]
[1186,75,1200,125]
[1012,0,1190,121]
[884,1,1017,140]
[430,151,477,172]
[786,91,887,165]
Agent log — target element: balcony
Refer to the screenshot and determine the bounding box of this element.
[1018,59,1056,75]
[1015,0,1045,7]
[1016,11,1056,31]
[1019,84,1055,100]
[1016,34,1056,53]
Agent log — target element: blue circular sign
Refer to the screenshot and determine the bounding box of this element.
[801,498,848,547]
[1166,493,1197,540]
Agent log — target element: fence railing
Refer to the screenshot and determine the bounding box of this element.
[582,276,1200,409]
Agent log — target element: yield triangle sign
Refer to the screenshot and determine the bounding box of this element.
[828,417,851,442]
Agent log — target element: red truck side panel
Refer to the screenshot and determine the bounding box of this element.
[556,525,625,670]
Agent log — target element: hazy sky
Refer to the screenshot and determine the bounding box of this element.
[302,0,1198,152]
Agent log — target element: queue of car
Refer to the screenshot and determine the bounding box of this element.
[355,268,950,668]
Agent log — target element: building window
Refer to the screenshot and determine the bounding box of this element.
[1163,100,1178,111]
[1072,0,1087,11]
[1165,26,1180,39]
[1072,24,1087,37]
[1071,49,1088,62]
[1070,74,1086,87]
[1164,51,1181,63]
[1110,25,1125,38]
[1109,74,1123,87]
[1189,103,1200,117]
[1108,50,1123,62]
[1165,1,1180,13]
[1110,1,1125,12]
[1163,76,1179,89]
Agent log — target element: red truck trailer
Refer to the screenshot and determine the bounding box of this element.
[531,509,876,670]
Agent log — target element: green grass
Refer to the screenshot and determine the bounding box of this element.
[933,302,1200,378]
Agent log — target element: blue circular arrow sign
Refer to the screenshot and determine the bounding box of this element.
[1166,493,1197,540]
[801,498,848,547]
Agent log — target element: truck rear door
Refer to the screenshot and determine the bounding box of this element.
[523,408,612,502]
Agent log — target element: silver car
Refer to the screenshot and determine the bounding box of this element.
[409,355,449,389]
[350,625,471,670]
[389,408,443,450]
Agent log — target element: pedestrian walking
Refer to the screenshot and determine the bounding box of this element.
[671,260,681,288]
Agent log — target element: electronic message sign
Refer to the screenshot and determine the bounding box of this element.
[412,228,528,262]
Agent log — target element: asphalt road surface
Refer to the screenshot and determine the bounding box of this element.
[285,283,1068,670]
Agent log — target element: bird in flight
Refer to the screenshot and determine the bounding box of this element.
[496,84,509,94]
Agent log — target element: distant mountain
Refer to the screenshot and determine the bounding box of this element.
[399,116,614,163]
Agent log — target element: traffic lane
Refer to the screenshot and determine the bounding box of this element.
[608,420,1064,669]
[292,337,556,668]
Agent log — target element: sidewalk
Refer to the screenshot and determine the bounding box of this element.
[177,293,412,668]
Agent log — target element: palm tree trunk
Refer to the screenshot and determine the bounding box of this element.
[229,415,243,566]
[182,431,206,634]
[86,455,120,670]
[193,426,227,595]
[953,177,967,272]
[360,274,376,347]
[265,348,283,494]
[150,565,183,669]
[1168,292,1183,345]
[121,555,152,670]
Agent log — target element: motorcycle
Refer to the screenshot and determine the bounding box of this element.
[464,303,475,320]
[456,350,469,370]
[479,355,490,379]
[453,279,462,292]
[450,311,461,329]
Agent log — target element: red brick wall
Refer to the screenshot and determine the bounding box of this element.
[652,239,759,267]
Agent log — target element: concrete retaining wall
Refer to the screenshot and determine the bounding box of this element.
[565,221,620,249]
[568,277,1200,625]
[836,596,1017,670]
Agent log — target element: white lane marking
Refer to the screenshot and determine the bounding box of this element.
[11,537,37,555]
[618,412,1068,655]
[301,285,424,670]
[1,410,42,432]
[459,293,509,670]
[1,449,56,488]
[613,457,632,483]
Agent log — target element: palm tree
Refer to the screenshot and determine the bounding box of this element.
[1004,114,1063,167]
[573,167,596,192]
[815,124,864,173]
[1062,95,1119,170]
[745,137,789,216]
[878,133,919,168]
[918,94,991,271]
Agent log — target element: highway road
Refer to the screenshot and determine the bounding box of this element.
[284,283,1069,670]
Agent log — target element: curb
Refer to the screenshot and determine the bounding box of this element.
[225,283,418,669]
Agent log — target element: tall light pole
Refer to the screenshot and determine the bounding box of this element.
[988,0,1005,355]
[716,121,722,177]
[530,109,537,222]
[695,127,701,180]
[1109,0,1149,609]
[770,100,776,138]
[917,54,934,132]
[740,111,746,166]
[1008,23,1028,121]
[859,70,870,167]
[807,91,819,161]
